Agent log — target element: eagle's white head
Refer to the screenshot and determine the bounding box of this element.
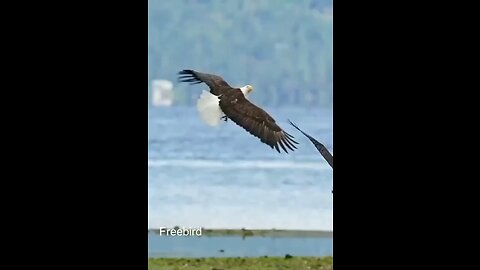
[240,85,254,96]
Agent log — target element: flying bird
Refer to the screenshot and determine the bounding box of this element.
[289,120,333,168]
[178,69,298,153]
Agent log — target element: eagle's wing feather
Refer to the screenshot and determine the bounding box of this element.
[289,120,333,168]
[220,91,298,153]
[178,70,232,95]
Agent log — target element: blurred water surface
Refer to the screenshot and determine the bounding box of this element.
[148,106,333,231]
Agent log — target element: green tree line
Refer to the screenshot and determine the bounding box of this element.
[148,0,332,107]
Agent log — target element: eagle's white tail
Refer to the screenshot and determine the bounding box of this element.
[196,90,224,126]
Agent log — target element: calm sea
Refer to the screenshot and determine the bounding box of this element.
[148,233,333,258]
[148,105,333,231]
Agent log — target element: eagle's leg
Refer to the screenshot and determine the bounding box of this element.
[221,115,228,122]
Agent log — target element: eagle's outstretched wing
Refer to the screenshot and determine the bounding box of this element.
[289,120,333,168]
[178,69,233,96]
[219,91,298,153]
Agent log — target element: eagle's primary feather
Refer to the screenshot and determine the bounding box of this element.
[289,120,333,168]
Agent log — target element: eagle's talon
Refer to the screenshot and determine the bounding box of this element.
[221,116,228,122]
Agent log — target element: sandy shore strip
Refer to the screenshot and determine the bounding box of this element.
[148,228,333,238]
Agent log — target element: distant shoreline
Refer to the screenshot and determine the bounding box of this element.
[148,228,333,238]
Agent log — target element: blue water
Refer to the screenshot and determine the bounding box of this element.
[148,106,333,231]
[148,233,333,258]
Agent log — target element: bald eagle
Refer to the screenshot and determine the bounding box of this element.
[178,69,298,153]
[289,120,333,168]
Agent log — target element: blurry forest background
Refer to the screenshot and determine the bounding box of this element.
[148,0,332,108]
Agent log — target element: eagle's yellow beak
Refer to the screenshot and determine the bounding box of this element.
[247,85,254,93]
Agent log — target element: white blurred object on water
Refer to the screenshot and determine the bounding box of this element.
[152,79,173,106]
